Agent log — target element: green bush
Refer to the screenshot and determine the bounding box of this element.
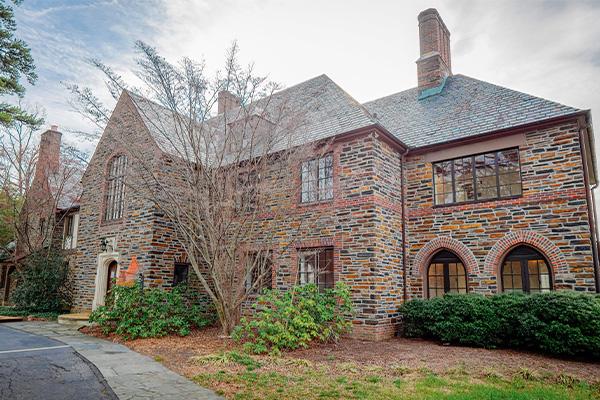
[11,250,71,313]
[399,292,600,358]
[89,284,214,340]
[0,306,59,320]
[232,282,353,354]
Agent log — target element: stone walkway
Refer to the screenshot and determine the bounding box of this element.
[6,322,221,400]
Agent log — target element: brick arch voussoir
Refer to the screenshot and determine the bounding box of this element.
[413,236,478,277]
[484,230,567,275]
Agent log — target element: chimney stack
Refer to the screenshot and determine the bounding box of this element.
[416,8,452,92]
[36,125,62,180]
[218,90,241,114]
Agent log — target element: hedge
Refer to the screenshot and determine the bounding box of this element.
[399,292,600,358]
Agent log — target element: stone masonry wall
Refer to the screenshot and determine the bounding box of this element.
[404,119,596,298]
[72,93,177,310]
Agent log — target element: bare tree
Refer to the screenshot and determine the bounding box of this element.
[0,111,84,257]
[69,42,331,334]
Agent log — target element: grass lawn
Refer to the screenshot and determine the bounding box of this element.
[191,351,599,399]
[86,327,600,400]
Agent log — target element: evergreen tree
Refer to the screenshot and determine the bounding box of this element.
[0,1,40,127]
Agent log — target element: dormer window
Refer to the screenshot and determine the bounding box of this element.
[433,148,521,205]
[104,155,127,221]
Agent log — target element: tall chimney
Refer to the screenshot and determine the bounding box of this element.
[416,8,452,92]
[35,125,62,183]
[218,90,241,114]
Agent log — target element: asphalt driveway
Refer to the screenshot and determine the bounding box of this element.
[0,325,117,400]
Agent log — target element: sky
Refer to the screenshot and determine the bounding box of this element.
[12,0,600,160]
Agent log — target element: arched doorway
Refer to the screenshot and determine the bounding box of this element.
[427,250,467,298]
[501,245,552,293]
[106,261,118,295]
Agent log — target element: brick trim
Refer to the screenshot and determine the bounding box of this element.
[484,231,567,281]
[413,236,478,278]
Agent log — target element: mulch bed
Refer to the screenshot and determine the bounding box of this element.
[80,326,600,383]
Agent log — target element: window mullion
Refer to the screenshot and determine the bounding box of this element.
[471,155,477,201]
[451,160,456,203]
[522,259,530,294]
[494,152,500,198]
[443,263,450,294]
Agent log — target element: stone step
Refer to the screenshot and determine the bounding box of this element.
[57,312,91,328]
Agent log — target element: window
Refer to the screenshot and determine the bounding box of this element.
[301,154,333,203]
[427,250,467,298]
[173,262,190,286]
[104,155,128,221]
[298,247,334,290]
[502,246,551,293]
[245,252,272,293]
[62,213,79,249]
[433,148,521,205]
[236,171,259,212]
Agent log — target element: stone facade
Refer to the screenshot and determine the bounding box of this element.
[404,120,597,299]
[66,8,599,341]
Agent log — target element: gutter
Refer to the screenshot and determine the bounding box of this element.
[577,114,600,293]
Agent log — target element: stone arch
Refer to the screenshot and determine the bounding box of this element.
[484,230,568,277]
[413,236,478,277]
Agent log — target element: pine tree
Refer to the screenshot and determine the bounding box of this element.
[0,1,40,127]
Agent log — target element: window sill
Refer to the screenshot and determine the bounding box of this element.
[432,194,522,209]
[297,198,334,207]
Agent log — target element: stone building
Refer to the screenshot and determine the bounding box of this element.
[67,8,598,340]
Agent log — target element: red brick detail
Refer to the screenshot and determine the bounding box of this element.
[413,236,477,277]
[484,230,568,277]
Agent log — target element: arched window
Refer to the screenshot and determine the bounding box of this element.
[427,250,467,298]
[502,245,551,293]
[104,155,127,221]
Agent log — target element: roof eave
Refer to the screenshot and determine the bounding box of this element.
[407,110,587,156]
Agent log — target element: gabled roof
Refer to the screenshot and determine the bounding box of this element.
[128,73,583,156]
[128,74,378,158]
[363,74,581,148]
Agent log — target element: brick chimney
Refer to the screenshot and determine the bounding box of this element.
[218,90,241,114]
[34,125,62,184]
[416,8,452,92]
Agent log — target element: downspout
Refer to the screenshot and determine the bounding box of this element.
[401,149,409,303]
[577,116,600,293]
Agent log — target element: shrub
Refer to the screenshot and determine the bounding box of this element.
[11,250,71,313]
[399,292,600,358]
[0,306,59,320]
[89,284,214,339]
[232,282,353,354]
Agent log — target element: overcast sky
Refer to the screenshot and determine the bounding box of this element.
[13,0,600,160]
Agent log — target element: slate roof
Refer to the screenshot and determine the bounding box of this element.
[129,74,377,158]
[363,74,581,148]
[129,73,582,155]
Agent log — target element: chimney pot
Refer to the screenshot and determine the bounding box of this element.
[218,90,241,114]
[416,8,452,92]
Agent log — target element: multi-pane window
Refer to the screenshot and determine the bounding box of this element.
[173,262,190,286]
[301,154,333,203]
[502,246,551,293]
[62,213,79,250]
[104,155,127,221]
[236,171,259,212]
[298,247,334,290]
[427,250,467,298]
[245,252,273,294]
[433,148,521,205]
